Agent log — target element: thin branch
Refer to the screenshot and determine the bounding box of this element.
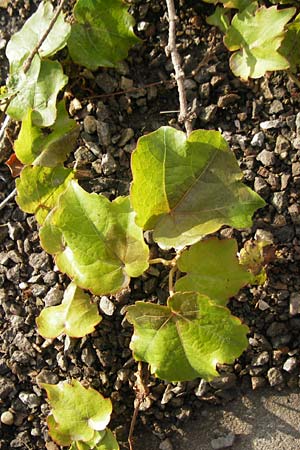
[165,0,193,137]
[128,362,149,450]
[23,0,67,73]
[148,257,174,266]
[0,115,10,142]
[0,187,17,211]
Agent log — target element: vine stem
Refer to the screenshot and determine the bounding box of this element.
[23,0,67,73]
[0,115,10,141]
[165,0,193,137]
[128,362,149,450]
[148,257,174,266]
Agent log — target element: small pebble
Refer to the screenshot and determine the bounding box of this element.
[1,410,14,425]
[211,433,235,449]
[159,438,173,450]
[267,367,284,386]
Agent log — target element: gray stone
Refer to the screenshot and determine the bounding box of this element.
[254,229,274,243]
[267,367,284,386]
[118,128,134,146]
[200,104,217,123]
[43,286,63,307]
[292,137,300,150]
[81,346,96,366]
[74,146,96,163]
[251,132,265,147]
[28,252,50,270]
[292,162,300,177]
[251,351,270,367]
[288,204,300,224]
[100,296,115,316]
[254,177,269,196]
[209,374,237,390]
[217,93,240,108]
[283,357,298,373]
[97,121,111,146]
[269,99,283,114]
[35,369,59,387]
[271,192,287,213]
[101,153,117,175]
[251,376,266,390]
[260,119,282,130]
[275,135,290,156]
[83,115,97,134]
[19,392,40,408]
[0,376,17,399]
[257,149,276,166]
[211,433,235,449]
[290,293,300,316]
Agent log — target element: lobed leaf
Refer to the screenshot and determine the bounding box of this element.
[175,238,254,305]
[131,126,265,250]
[239,238,273,284]
[16,166,75,225]
[43,380,112,445]
[14,101,79,166]
[68,0,141,70]
[6,1,70,67]
[6,58,68,126]
[40,181,149,295]
[224,3,296,80]
[36,282,102,339]
[127,292,249,381]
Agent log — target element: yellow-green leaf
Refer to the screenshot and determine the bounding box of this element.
[36,282,102,339]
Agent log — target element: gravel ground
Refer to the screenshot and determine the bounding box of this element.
[1,1,300,449]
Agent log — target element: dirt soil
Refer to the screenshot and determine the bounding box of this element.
[1,1,300,450]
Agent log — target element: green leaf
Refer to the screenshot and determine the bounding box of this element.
[279,13,300,73]
[68,0,141,70]
[6,58,68,126]
[131,126,265,250]
[6,1,70,67]
[43,380,112,445]
[75,430,119,450]
[127,292,249,381]
[16,166,74,225]
[14,101,80,166]
[224,4,296,80]
[36,282,102,338]
[40,181,149,295]
[175,238,254,305]
[207,6,230,34]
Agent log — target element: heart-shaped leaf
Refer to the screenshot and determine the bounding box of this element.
[43,380,112,445]
[175,238,254,305]
[16,166,74,225]
[6,57,68,126]
[207,6,230,34]
[36,282,102,338]
[224,3,296,80]
[68,0,141,70]
[40,181,149,295]
[14,101,79,166]
[127,292,249,381]
[6,1,70,67]
[131,126,265,250]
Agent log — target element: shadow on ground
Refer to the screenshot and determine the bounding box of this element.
[134,388,300,450]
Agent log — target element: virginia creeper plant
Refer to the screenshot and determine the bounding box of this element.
[1,0,293,448]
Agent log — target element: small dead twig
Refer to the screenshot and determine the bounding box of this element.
[128,362,150,450]
[0,188,17,211]
[0,115,10,142]
[165,0,193,137]
[23,0,67,73]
